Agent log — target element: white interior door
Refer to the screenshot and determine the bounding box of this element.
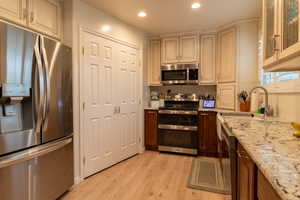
[82,32,116,177]
[116,44,139,160]
[82,31,139,178]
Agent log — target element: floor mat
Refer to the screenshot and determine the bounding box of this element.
[187,157,231,195]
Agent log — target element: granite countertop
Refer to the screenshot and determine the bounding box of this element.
[221,115,300,200]
[144,107,235,113]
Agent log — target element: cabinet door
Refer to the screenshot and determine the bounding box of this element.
[237,144,256,200]
[28,0,61,39]
[199,112,217,155]
[148,40,161,86]
[263,0,279,67]
[217,84,235,110]
[161,37,179,64]
[0,0,26,26]
[257,170,281,200]
[278,0,300,60]
[200,35,216,84]
[218,27,236,83]
[179,35,198,63]
[144,110,158,150]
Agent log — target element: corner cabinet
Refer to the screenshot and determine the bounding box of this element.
[217,83,236,110]
[144,110,158,151]
[161,34,198,64]
[0,0,62,40]
[199,34,216,84]
[0,0,27,26]
[148,40,161,86]
[217,27,236,83]
[263,0,300,71]
[28,0,61,39]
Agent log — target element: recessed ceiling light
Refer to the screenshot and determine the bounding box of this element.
[191,2,201,9]
[138,11,147,17]
[101,25,111,32]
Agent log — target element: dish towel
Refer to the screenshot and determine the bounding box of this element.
[216,113,224,141]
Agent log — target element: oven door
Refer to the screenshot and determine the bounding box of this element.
[158,129,198,155]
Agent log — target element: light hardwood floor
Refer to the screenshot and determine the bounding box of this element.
[61,151,231,200]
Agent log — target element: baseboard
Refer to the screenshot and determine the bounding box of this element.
[74,176,83,184]
[139,146,146,154]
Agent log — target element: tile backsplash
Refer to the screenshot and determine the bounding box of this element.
[149,85,216,97]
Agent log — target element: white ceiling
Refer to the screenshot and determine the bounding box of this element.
[83,0,261,35]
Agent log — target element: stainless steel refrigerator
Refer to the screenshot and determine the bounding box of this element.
[0,22,73,200]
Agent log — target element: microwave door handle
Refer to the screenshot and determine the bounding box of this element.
[187,69,189,81]
[40,36,51,132]
[33,36,45,134]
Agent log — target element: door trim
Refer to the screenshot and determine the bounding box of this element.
[78,27,143,180]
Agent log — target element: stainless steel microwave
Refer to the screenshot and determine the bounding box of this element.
[161,64,199,85]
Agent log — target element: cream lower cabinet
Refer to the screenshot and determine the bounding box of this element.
[217,84,236,110]
[217,27,236,83]
[28,0,61,39]
[199,34,216,84]
[0,0,27,26]
[148,40,161,86]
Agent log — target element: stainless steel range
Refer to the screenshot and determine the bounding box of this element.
[158,94,199,155]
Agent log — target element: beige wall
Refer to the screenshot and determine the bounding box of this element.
[71,0,148,183]
[268,93,300,122]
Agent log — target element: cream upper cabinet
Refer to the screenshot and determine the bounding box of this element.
[179,35,198,63]
[28,0,61,39]
[217,84,236,110]
[199,34,216,84]
[0,0,62,39]
[148,40,161,86]
[0,0,26,25]
[161,37,179,64]
[262,0,279,68]
[217,27,236,83]
[161,34,198,64]
[263,0,300,71]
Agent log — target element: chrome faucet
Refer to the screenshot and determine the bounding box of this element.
[248,86,272,119]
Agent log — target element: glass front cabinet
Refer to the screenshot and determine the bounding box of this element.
[263,0,300,71]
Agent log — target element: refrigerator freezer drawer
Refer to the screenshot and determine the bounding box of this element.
[31,138,74,200]
[0,137,74,200]
[0,161,28,200]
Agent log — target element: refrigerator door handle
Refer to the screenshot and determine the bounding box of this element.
[40,36,51,132]
[0,138,72,169]
[33,36,45,134]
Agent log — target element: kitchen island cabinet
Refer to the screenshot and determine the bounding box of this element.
[257,169,281,200]
[237,143,256,200]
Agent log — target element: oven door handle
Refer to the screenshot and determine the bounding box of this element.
[158,124,198,131]
[158,110,198,115]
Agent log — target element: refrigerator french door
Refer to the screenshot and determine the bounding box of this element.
[0,22,74,200]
